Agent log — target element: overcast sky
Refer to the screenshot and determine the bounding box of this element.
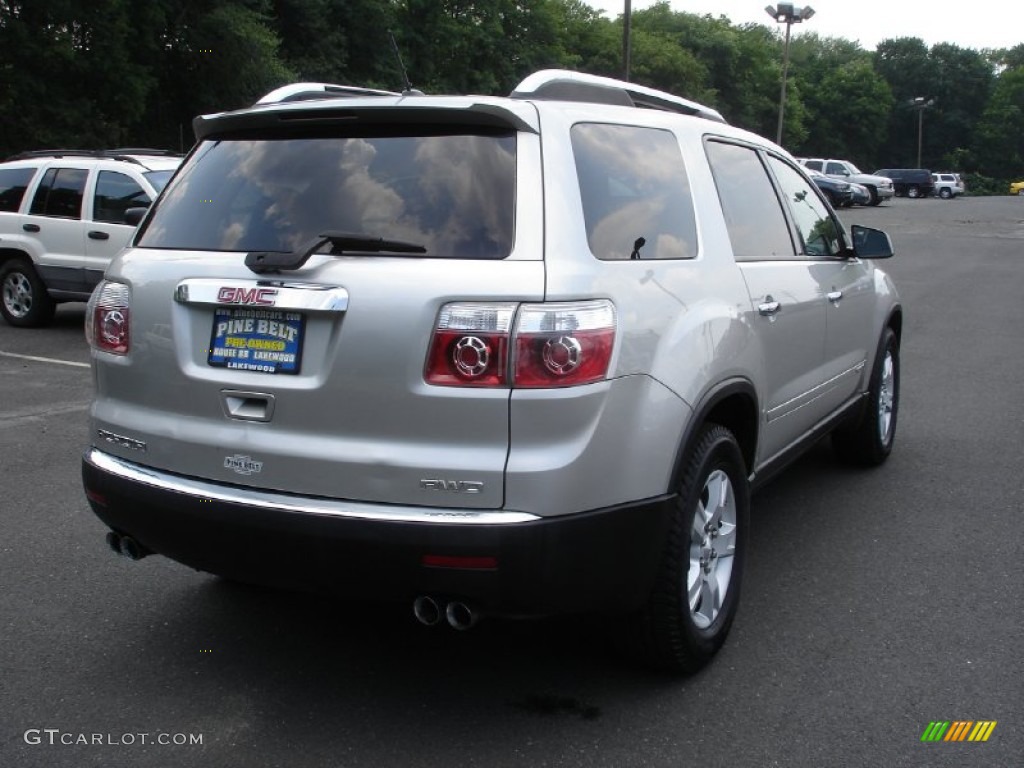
[587,0,1023,52]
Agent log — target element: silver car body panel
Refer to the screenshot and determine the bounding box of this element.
[90,94,899,521]
[86,448,540,524]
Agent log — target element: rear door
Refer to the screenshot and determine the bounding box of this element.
[83,169,154,290]
[764,156,873,413]
[706,141,829,463]
[92,114,543,510]
[23,165,89,292]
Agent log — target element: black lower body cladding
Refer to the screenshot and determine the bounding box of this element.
[82,449,675,618]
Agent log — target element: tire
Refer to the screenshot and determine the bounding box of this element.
[833,327,899,466]
[939,188,952,199]
[866,187,882,206]
[621,424,750,674]
[0,258,56,328]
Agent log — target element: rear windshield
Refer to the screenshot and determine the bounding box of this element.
[137,131,516,258]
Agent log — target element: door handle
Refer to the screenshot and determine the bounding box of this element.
[88,230,110,240]
[827,290,843,302]
[23,223,40,232]
[758,297,781,316]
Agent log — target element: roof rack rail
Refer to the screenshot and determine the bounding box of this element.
[255,82,402,105]
[107,148,183,157]
[4,148,180,163]
[511,69,726,124]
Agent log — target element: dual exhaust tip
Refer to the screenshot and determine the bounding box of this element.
[105,531,149,561]
[413,596,479,631]
[105,532,478,631]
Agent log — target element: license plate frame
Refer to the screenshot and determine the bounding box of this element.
[208,308,305,375]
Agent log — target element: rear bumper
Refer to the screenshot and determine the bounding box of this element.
[82,449,675,618]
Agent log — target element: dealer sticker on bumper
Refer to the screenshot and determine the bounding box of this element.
[208,308,305,374]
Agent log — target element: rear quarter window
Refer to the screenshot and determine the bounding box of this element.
[29,167,87,219]
[0,167,36,212]
[571,123,697,260]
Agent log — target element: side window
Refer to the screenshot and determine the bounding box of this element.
[803,160,823,172]
[705,140,794,262]
[94,171,150,224]
[28,167,87,219]
[825,162,848,177]
[0,167,37,212]
[767,156,844,258]
[571,123,697,260]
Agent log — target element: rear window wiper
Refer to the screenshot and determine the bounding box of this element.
[245,231,427,274]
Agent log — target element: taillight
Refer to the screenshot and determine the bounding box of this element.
[424,303,517,386]
[425,300,616,388]
[86,281,131,355]
[514,301,616,387]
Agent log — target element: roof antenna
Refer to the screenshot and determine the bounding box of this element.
[388,31,423,96]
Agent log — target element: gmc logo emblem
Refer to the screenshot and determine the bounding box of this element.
[217,287,278,306]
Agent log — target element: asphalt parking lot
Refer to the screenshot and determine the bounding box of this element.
[1,196,1021,767]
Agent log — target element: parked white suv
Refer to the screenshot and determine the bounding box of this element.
[0,149,182,326]
[932,172,965,199]
[82,71,903,673]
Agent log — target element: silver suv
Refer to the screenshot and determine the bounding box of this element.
[798,158,895,206]
[82,70,903,673]
[0,149,182,326]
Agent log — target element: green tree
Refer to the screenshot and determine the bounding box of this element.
[270,0,398,88]
[788,34,892,165]
[871,37,996,170]
[551,0,618,76]
[626,4,782,135]
[972,66,1024,178]
[924,44,994,170]
[0,0,157,152]
[873,37,936,166]
[146,0,293,149]
[394,0,569,95]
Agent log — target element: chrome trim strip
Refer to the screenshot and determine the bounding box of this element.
[174,278,349,312]
[86,448,539,525]
[766,361,866,423]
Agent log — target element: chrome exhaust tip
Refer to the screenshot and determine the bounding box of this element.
[413,596,441,626]
[118,536,146,560]
[105,531,123,555]
[445,601,479,631]
[106,532,148,561]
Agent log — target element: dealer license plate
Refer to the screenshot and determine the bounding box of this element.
[208,308,305,374]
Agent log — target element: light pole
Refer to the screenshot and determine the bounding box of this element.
[910,96,934,167]
[765,3,815,146]
[623,0,632,81]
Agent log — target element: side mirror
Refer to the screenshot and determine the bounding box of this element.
[849,224,894,259]
[124,206,148,226]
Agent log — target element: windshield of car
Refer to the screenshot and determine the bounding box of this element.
[847,163,864,174]
[143,170,176,192]
[136,131,516,259]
